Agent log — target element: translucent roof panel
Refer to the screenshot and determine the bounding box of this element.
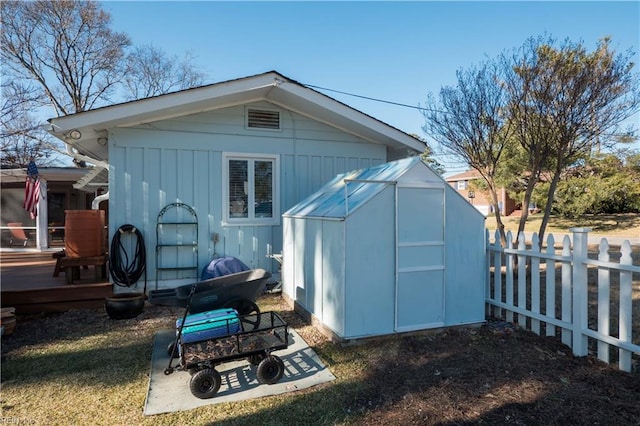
[284,157,421,219]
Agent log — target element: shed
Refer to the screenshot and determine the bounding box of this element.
[282,157,486,341]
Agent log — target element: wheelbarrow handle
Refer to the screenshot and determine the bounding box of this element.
[166,282,199,373]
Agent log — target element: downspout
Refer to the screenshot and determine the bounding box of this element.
[92,191,109,210]
[65,143,109,169]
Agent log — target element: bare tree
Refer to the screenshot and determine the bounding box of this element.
[124,45,205,100]
[1,0,130,166]
[423,61,514,246]
[505,36,640,242]
[1,0,131,115]
[1,1,209,167]
[0,81,58,167]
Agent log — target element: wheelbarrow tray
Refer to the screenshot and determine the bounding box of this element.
[148,268,271,312]
[179,311,289,369]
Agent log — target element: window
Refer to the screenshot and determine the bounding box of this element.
[246,108,281,130]
[456,180,468,190]
[223,153,279,225]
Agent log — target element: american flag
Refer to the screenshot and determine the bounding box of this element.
[23,160,40,219]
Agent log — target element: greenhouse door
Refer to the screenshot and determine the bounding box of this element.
[395,185,445,332]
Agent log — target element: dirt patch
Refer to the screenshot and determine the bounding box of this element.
[266,294,640,425]
[345,322,640,425]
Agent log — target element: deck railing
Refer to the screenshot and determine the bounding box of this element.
[1,225,65,248]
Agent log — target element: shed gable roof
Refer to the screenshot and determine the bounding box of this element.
[284,157,438,219]
[47,71,425,163]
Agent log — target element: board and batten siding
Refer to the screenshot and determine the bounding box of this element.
[108,102,386,288]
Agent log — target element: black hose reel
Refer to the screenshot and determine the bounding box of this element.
[105,224,147,319]
[109,224,147,289]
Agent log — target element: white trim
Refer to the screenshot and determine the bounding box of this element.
[221,152,280,226]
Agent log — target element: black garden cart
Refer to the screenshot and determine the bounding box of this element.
[164,283,289,399]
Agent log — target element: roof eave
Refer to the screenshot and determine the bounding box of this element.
[47,71,426,162]
[269,80,425,152]
[48,72,280,133]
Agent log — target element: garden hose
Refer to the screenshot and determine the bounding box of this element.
[109,224,147,290]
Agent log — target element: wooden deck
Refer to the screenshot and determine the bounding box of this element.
[0,249,113,314]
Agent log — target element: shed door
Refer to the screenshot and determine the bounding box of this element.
[395,185,445,332]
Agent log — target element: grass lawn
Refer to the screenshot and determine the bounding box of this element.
[485,212,640,239]
[1,292,639,425]
[1,213,638,424]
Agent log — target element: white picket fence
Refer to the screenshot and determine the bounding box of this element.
[486,228,640,372]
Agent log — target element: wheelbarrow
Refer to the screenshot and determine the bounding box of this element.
[148,268,271,315]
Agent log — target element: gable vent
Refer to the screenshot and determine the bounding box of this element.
[247,109,280,130]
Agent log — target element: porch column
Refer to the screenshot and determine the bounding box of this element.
[36,178,48,250]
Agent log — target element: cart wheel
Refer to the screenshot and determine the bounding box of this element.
[248,353,266,366]
[167,341,180,359]
[189,368,221,399]
[256,355,285,385]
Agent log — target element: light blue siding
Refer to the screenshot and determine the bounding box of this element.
[108,102,386,289]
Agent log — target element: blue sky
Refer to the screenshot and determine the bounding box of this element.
[102,1,640,173]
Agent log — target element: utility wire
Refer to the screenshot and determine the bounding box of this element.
[302,83,446,114]
[300,81,467,172]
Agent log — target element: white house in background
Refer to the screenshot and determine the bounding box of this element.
[47,71,425,291]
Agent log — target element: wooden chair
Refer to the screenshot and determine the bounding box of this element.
[7,223,28,247]
[52,250,108,284]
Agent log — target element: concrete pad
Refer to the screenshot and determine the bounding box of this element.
[144,329,335,415]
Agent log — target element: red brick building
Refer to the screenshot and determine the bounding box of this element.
[445,170,517,216]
